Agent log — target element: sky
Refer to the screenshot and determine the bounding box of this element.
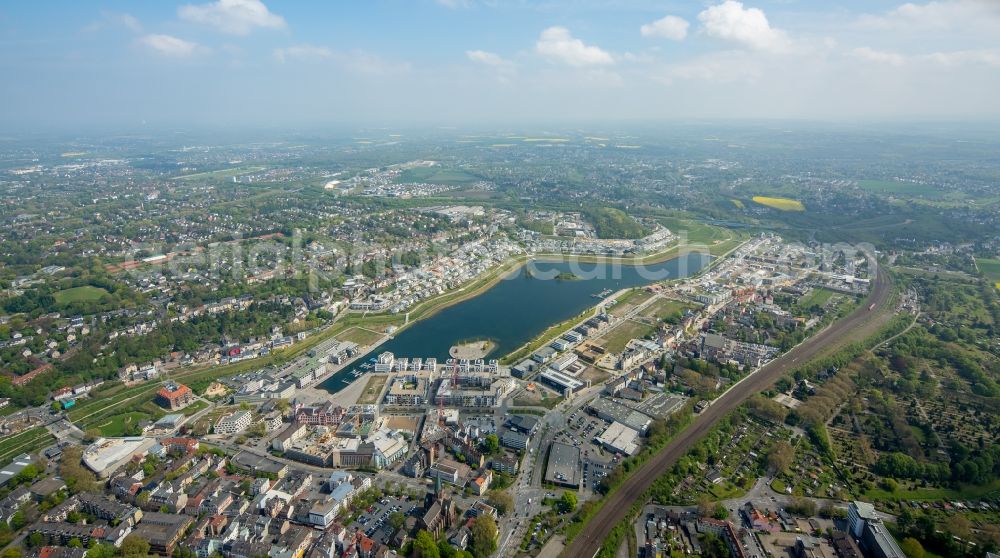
[1,0,999,130]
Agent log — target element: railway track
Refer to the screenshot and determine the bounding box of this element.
[563,263,892,558]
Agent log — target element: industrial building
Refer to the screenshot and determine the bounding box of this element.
[587,397,653,434]
[539,368,589,396]
[544,442,581,488]
[595,421,640,456]
[82,437,157,478]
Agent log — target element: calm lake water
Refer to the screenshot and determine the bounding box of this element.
[318,253,709,394]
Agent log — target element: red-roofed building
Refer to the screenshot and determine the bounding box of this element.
[156,382,194,410]
[11,363,53,386]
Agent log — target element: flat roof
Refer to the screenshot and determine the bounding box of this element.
[0,453,36,486]
[544,442,580,487]
[540,368,585,390]
[596,421,640,456]
[82,437,156,477]
[588,397,653,433]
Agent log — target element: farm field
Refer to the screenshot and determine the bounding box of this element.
[858,179,947,199]
[752,196,805,211]
[978,257,1000,289]
[54,285,109,304]
[0,427,55,466]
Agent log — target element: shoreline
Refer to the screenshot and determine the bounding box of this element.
[312,241,743,397]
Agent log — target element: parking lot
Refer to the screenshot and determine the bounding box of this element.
[349,495,415,546]
[558,410,616,493]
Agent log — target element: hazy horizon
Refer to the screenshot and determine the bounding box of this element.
[2,0,999,131]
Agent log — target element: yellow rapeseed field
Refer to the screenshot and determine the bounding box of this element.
[752,196,805,211]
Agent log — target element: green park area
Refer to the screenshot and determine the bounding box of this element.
[53,285,109,304]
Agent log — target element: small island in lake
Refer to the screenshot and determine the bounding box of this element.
[555,271,581,281]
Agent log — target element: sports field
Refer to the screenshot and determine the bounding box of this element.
[54,285,109,304]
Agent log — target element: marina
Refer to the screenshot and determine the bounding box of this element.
[318,253,709,394]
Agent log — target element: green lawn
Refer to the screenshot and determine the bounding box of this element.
[394,166,479,185]
[642,298,697,322]
[865,479,1000,503]
[597,319,656,353]
[181,400,209,416]
[797,288,836,309]
[339,327,385,347]
[95,411,157,437]
[54,285,109,304]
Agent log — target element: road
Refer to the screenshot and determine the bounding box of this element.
[562,262,892,558]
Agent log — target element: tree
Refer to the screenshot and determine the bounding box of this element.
[26,533,44,548]
[486,489,513,516]
[411,530,439,558]
[68,538,83,548]
[1,548,22,558]
[713,504,729,520]
[274,398,291,415]
[697,495,716,517]
[558,491,577,514]
[389,511,405,531]
[945,514,972,540]
[482,434,500,455]
[469,515,498,558]
[121,535,151,558]
[900,538,925,558]
[766,440,794,474]
[86,544,118,558]
[699,532,729,558]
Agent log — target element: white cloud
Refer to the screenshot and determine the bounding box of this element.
[179,0,285,35]
[466,50,512,67]
[466,50,515,83]
[140,34,200,57]
[849,46,1000,68]
[84,11,142,33]
[640,15,689,41]
[858,0,1000,32]
[273,45,409,75]
[851,47,906,66]
[535,26,614,67]
[112,13,142,32]
[698,1,790,52]
[273,45,333,63]
[922,49,1000,67]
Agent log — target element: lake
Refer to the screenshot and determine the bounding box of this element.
[318,252,710,394]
